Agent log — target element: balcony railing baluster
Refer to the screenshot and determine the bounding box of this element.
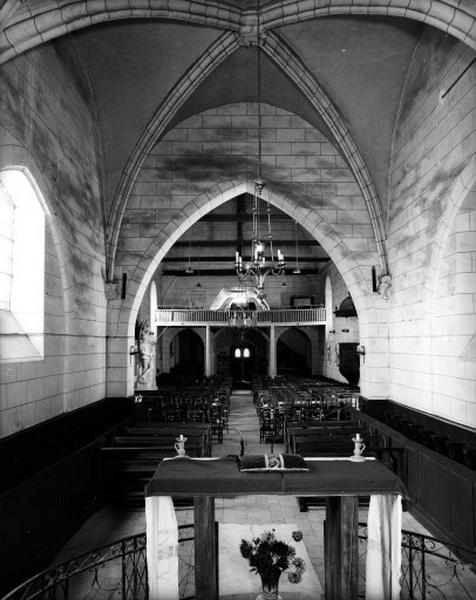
[154,307,326,326]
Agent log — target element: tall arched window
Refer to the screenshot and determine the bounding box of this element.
[325,276,333,338]
[0,168,46,360]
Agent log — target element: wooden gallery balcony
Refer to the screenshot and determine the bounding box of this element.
[155,307,326,328]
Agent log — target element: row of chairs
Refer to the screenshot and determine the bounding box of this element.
[135,390,230,442]
[253,377,360,445]
[100,376,233,505]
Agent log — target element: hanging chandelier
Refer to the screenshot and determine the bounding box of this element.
[234,0,285,298]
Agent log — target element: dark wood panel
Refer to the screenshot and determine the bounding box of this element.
[351,407,476,551]
[0,443,102,596]
[450,470,475,543]
[418,451,451,526]
[0,396,134,493]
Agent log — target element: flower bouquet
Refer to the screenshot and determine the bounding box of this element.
[239,529,305,600]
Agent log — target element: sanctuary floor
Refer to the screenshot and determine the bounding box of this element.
[50,389,447,598]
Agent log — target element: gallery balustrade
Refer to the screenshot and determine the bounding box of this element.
[155,307,326,327]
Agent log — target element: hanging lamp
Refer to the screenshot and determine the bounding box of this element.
[234,0,285,298]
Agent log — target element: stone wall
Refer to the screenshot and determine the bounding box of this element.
[113,101,379,395]
[0,44,106,437]
[387,28,476,426]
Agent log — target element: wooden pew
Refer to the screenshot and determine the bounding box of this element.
[101,433,204,506]
[123,422,212,456]
[285,421,364,452]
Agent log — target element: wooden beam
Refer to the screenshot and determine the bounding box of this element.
[194,496,218,600]
[197,213,301,222]
[324,496,359,600]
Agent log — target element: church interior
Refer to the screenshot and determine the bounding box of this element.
[0,1,475,598]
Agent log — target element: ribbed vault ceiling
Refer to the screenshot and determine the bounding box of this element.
[53,11,425,275]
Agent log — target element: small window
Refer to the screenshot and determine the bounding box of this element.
[243,348,250,358]
[234,348,241,359]
[0,168,46,361]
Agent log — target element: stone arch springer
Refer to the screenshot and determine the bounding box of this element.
[1,0,474,66]
[106,31,387,281]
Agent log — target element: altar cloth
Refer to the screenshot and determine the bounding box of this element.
[145,456,406,600]
[145,456,406,498]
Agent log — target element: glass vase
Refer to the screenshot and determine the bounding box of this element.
[256,569,282,600]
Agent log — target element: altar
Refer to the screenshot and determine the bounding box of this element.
[145,456,406,600]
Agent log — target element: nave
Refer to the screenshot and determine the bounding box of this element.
[48,389,433,600]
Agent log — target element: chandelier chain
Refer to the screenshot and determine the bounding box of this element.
[233,0,286,299]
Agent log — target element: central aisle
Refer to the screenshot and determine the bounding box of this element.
[188,389,326,599]
[213,389,286,457]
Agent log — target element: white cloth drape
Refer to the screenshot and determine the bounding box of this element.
[365,494,402,600]
[146,489,403,600]
[145,496,179,600]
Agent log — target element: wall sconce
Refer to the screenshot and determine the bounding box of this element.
[341,328,349,333]
[129,344,137,365]
[356,344,366,363]
[328,329,335,334]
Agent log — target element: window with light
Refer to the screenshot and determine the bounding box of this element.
[0,168,46,361]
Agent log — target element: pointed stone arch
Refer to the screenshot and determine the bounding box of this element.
[122,178,374,341]
[0,1,241,65]
[1,0,474,66]
[107,32,386,279]
[108,174,380,394]
[260,0,476,50]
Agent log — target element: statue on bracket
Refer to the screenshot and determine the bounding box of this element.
[378,273,392,301]
[135,319,155,388]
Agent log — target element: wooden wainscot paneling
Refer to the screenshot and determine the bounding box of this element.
[0,442,102,596]
[352,406,476,551]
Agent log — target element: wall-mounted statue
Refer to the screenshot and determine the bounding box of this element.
[378,274,392,301]
[135,319,155,387]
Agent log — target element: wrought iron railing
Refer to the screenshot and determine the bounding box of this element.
[358,523,476,599]
[4,521,475,600]
[1,524,195,600]
[155,307,326,326]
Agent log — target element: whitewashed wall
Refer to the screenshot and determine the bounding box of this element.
[0,44,106,437]
[387,28,476,426]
